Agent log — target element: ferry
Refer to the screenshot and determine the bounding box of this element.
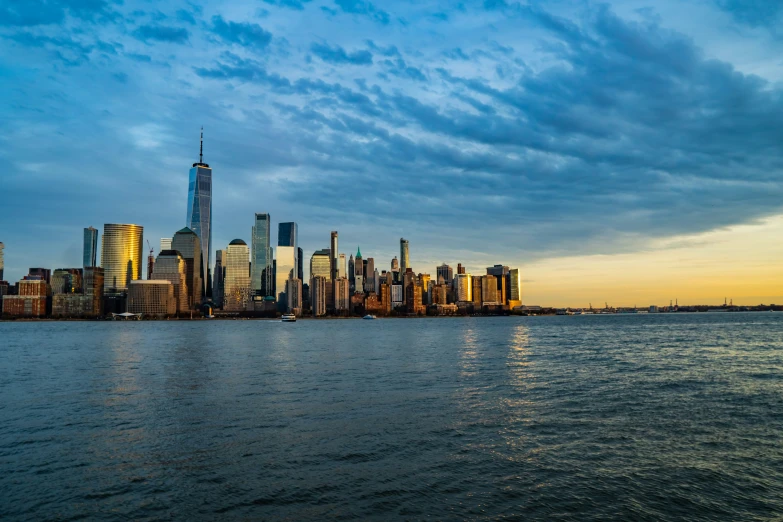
[363,315,377,320]
[281,314,297,322]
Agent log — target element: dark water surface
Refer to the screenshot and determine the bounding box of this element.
[1,314,781,520]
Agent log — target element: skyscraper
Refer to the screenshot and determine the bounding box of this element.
[365,257,375,293]
[278,222,298,249]
[297,247,303,281]
[213,249,225,309]
[101,224,143,292]
[338,253,346,279]
[0,242,4,281]
[224,239,251,311]
[454,273,472,303]
[508,268,521,308]
[154,250,188,313]
[436,264,453,286]
[171,227,202,308]
[160,238,172,251]
[83,227,98,268]
[400,238,410,273]
[354,246,363,293]
[275,246,296,309]
[330,231,338,309]
[251,213,272,296]
[186,128,212,297]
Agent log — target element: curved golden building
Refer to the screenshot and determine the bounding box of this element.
[101,224,143,292]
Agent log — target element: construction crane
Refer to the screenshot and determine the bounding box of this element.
[146,240,155,280]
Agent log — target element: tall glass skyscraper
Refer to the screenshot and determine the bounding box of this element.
[275,246,296,309]
[186,129,212,297]
[251,213,272,296]
[330,231,338,308]
[400,238,410,273]
[0,241,4,281]
[83,227,98,268]
[100,224,143,292]
[278,222,298,296]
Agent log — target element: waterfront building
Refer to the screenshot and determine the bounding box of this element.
[354,247,364,293]
[454,273,472,303]
[171,227,202,308]
[406,279,425,315]
[51,269,83,295]
[285,277,303,315]
[52,268,103,317]
[298,247,303,281]
[28,268,51,283]
[400,238,410,273]
[379,283,391,313]
[3,279,50,317]
[508,268,521,308]
[351,292,366,315]
[348,254,355,287]
[160,238,172,251]
[101,224,143,292]
[310,249,331,279]
[311,276,327,316]
[481,275,500,305]
[127,280,176,316]
[365,258,375,293]
[432,284,448,305]
[365,292,384,315]
[334,276,350,313]
[83,267,104,316]
[0,241,4,280]
[275,246,296,309]
[186,129,212,296]
[330,232,339,309]
[83,227,98,268]
[391,284,403,308]
[402,268,415,302]
[251,213,273,297]
[419,273,431,305]
[472,277,483,307]
[224,239,251,311]
[153,250,188,313]
[213,250,224,309]
[487,265,510,305]
[339,254,346,279]
[436,264,453,286]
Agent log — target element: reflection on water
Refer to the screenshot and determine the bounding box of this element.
[1,314,782,520]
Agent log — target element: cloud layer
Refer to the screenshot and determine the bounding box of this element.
[1,0,782,282]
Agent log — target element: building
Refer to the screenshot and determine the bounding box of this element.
[213,249,225,309]
[311,248,332,309]
[487,265,510,305]
[82,267,104,316]
[351,292,366,315]
[338,253,346,278]
[52,267,103,318]
[419,273,431,305]
[83,227,98,268]
[391,284,403,309]
[101,223,143,292]
[457,263,465,275]
[0,241,4,280]
[160,238,172,251]
[436,264,453,285]
[285,277,303,315]
[334,276,350,313]
[330,231,339,309]
[28,268,51,283]
[354,247,364,293]
[171,227,202,308]
[297,247,303,281]
[348,254,355,287]
[454,273,472,303]
[508,268,521,308]
[379,283,391,314]
[482,275,500,305]
[127,280,176,316]
[275,246,296,310]
[186,129,213,297]
[224,239,251,311]
[311,276,327,316]
[251,213,273,297]
[472,277,483,307]
[3,279,50,317]
[400,238,410,273]
[51,268,83,295]
[278,222,298,249]
[365,257,375,293]
[406,280,425,315]
[432,283,448,305]
[153,250,188,313]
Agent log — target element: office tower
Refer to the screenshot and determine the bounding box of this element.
[400,238,410,273]
[419,273,431,305]
[486,265,510,304]
[171,227,202,308]
[457,263,465,275]
[51,269,83,295]
[472,277,482,307]
[3,279,50,317]
[297,247,303,281]
[436,264,453,286]
[333,277,350,312]
[277,222,299,303]
[406,278,425,315]
[101,224,143,292]
[508,268,521,307]
[310,249,331,279]
[154,250,188,313]
[83,227,98,268]
[285,277,303,315]
[348,254,355,287]
[127,280,176,316]
[365,258,375,293]
[379,283,391,313]
[83,267,104,316]
[454,273,472,303]
[354,247,363,293]
[311,276,327,316]
[224,239,251,311]
[186,129,212,297]
[160,238,172,251]
[339,254,346,279]
[391,257,399,271]
[330,231,338,309]
[251,213,273,296]
[278,222,298,248]
[28,268,51,283]
[481,275,499,305]
[391,284,403,308]
[275,246,296,309]
[213,250,225,309]
[374,269,380,298]
[0,241,4,280]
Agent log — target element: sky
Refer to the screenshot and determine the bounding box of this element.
[1,0,782,306]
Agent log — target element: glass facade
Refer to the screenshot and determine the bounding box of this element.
[160,238,172,251]
[127,280,176,316]
[278,222,298,248]
[83,227,98,268]
[224,240,251,311]
[275,246,296,306]
[454,273,472,302]
[171,227,202,308]
[509,268,521,303]
[251,213,272,296]
[100,224,143,292]
[154,250,188,313]
[186,164,212,295]
[213,249,224,308]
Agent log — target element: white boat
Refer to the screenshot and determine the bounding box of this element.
[281,314,297,322]
[363,315,377,320]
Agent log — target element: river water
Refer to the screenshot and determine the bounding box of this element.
[1,314,781,520]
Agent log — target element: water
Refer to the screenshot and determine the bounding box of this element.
[1,314,781,520]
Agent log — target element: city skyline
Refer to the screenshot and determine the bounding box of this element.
[2,0,783,306]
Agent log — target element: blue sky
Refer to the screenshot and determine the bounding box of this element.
[1,0,782,288]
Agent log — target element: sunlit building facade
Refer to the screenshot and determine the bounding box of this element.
[171,227,202,308]
[127,280,176,316]
[454,273,472,303]
[400,238,410,273]
[153,250,188,313]
[101,223,143,292]
[311,275,327,317]
[224,239,251,311]
[275,246,296,309]
[334,276,350,312]
[508,268,521,308]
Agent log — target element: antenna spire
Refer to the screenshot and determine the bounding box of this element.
[199,126,204,164]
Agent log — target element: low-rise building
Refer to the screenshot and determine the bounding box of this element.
[127,280,176,316]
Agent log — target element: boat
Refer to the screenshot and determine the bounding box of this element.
[281,314,297,322]
[363,315,377,320]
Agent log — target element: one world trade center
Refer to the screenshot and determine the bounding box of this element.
[187,128,212,299]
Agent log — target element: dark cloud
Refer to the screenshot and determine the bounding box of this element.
[210,16,272,51]
[333,0,390,25]
[310,42,373,65]
[0,0,113,26]
[715,0,783,29]
[132,24,189,44]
